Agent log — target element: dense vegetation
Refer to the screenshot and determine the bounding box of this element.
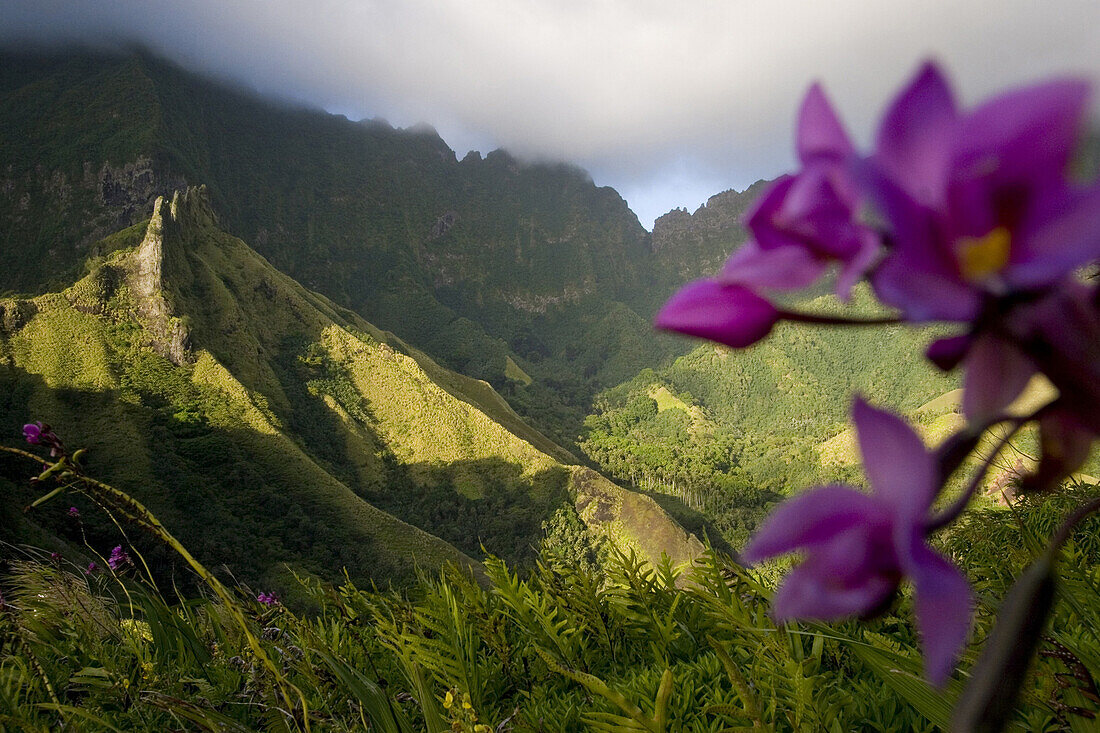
[1,49,718,453]
[0,187,700,597]
[575,284,960,546]
[1,469,1098,731]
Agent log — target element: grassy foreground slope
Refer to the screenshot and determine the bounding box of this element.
[0,187,701,592]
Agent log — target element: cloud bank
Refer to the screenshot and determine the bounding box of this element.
[4,0,1100,227]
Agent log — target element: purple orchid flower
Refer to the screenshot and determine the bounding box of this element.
[68,506,80,519]
[741,399,972,685]
[869,62,1097,320]
[86,562,97,574]
[654,279,779,348]
[23,422,43,444]
[256,592,279,607]
[722,83,880,298]
[865,62,1100,421]
[108,545,132,571]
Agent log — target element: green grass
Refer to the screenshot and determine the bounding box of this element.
[2,477,1097,731]
[648,384,689,413]
[503,355,532,385]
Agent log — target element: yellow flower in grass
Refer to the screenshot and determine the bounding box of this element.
[119,618,153,642]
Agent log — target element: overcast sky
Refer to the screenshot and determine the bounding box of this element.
[5,1,1100,228]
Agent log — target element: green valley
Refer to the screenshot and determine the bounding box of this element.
[0,185,701,595]
[2,44,1099,732]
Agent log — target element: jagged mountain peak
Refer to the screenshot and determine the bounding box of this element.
[125,185,218,365]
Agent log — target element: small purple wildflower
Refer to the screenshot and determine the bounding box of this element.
[86,562,97,574]
[68,506,80,519]
[108,545,131,571]
[23,422,43,444]
[741,399,972,685]
[256,592,279,607]
[22,421,64,457]
[50,552,61,563]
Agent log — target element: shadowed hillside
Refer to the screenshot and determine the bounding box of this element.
[0,186,702,594]
[0,48,690,452]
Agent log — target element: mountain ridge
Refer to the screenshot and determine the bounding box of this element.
[0,184,703,593]
[0,47,700,453]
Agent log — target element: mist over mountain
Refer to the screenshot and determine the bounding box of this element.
[2,48,743,453]
[4,43,1100,732]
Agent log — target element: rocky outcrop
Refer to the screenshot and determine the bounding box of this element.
[571,466,704,573]
[126,186,217,365]
[428,211,458,240]
[96,157,161,212]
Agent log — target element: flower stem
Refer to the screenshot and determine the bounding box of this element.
[776,310,902,326]
[927,418,1027,532]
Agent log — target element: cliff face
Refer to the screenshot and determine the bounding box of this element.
[0,51,676,444]
[126,187,221,365]
[649,181,770,287]
[1,155,185,291]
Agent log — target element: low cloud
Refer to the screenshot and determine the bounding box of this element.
[5,0,1100,227]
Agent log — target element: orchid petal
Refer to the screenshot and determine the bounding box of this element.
[875,61,958,207]
[741,485,883,564]
[1003,283,1100,433]
[862,164,980,321]
[955,79,1089,187]
[872,255,981,322]
[853,398,936,520]
[926,334,972,371]
[1026,407,1097,490]
[1009,184,1100,288]
[772,555,896,622]
[961,335,1035,423]
[654,279,778,349]
[746,176,799,252]
[719,241,826,291]
[904,540,972,687]
[835,229,881,299]
[797,82,854,163]
[778,167,863,259]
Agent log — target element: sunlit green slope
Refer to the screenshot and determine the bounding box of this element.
[0,48,688,452]
[0,187,702,592]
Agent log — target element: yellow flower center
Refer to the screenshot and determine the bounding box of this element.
[956,227,1011,282]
